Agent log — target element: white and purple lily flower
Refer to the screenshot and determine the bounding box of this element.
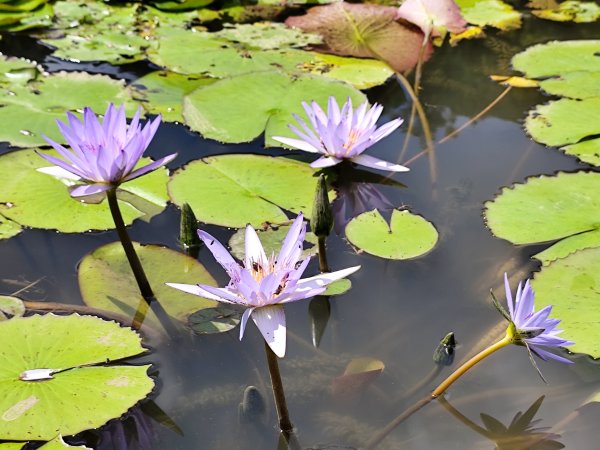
[272,97,409,173]
[504,273,574,364]
[167,213,360,357]
[37,103,177,198]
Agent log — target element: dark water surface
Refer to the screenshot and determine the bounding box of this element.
[1,15,600,450]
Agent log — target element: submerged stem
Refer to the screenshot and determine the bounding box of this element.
[264,342,294,433]
[106,188,154,301]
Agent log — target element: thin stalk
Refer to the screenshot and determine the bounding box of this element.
[365,333,512,449]
[106,188,154,301]
[317,236,330,273]
[264,342,293,433]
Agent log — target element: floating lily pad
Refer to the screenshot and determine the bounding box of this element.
[0,443,23,449]
[0,72,134,147]
[168,154,323,228]
[0,295,25,321]
[188,305,241,335]
[525,98,600,164]
[538,71,600,99]
[562,138,600,166]
[322,278,352,296]
[79,242,217,328]
[229,224,318,261]
[0,314,153,440]
[455,0,521,30]
[214,22,322,50]
[534,228,600,266]
[0,55,38,86]
[0,3,52,31]
[532,247,600,358]
[0,0,48,12]
[286,2,428,72]
[484,172,600,257]
[183,70,364,145]
[0,216,21,240]
[345,209,438,260]
[0,149,169,232]
[40,435,91,449]
[130,71,215,123]
[531,1,600,23]
[512,40,600,78]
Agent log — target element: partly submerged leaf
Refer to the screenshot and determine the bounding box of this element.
[345,209,438,260]
[534,228,600,266]
[168,154,323,228]
[182,70,365,146]
[0,314,153,440]
[531,1,600,23]
[484,172,600,247]
[188,305,241,335]
[563,138,600,166]
[332,357,385,398]
[79,242,217,328]
[0,150,169,232]
[0,216,21,241]
[455,0,522,30]
[39,435,91,449]
[0,295,25,321]
[286,2,429,72]
[532,247,600,358]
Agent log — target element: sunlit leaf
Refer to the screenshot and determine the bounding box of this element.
[0,150,169,232]
[39,435,91,449]
[538,71,600,99]
[531,0,600,23]
[489,75,539,88]
[345,209,438,260]
[286,2,429,72]
[0,216,21,241]
[534,228,600,266]
[0,295,25,321]
[79,242,217,328]
[455,0,522,30]
[0,55,38,85]
[214,22,322,50]
[168,154,322,228]
[332,357,385,398]
[532,247,600,358]
[0,314,153,440]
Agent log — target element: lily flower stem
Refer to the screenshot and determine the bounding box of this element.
[366,334,512,449]
[317,236,330,273]
[106,188,154,302]
[264,342,294,433]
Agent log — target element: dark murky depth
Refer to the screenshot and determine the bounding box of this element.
[1,16,600,450]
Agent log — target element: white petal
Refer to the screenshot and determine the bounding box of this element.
[271,136,321,153]
[351,154,410,172]
[70,183,112,198]
[252,305,287,358]
[310,156,342,169]
[166,283,241,304]
[239,307,254,340]
[244,225,268,269]
[294,265,361,293]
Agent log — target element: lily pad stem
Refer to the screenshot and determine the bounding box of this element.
[106,187,154,302]
[264,341,293,433]
[365,333,512,449]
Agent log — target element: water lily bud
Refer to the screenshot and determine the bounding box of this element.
[179,203,201,250]
[312,174,333,238]
[238,386,266,424]
[433,332,456,366]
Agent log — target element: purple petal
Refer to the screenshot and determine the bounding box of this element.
[70,183,113,198]
[289,265,361,301]
[370,118,404,142]
[244,225,268,269]
[239,307,254,340]
[252,305,287,357]
[197,230,241,278]
[530,346,574,364]
[121,153,177,182]
[276,214,306,270]
[37,166,82,181]
[504,273,514,317]
[310,156,342,168]
[166,282,241,304]
[351,154,410,172]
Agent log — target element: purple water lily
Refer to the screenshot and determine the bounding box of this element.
[37,103,176,198]
[167,214,360,357]
[272,97,409,172]
[503,273,573,364]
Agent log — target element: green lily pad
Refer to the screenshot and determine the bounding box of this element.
[40,435,91,449]
[151,0,213,11]
[322,278,352,296]
[455,0,522,30]
[213,22,322,50]
[538,71,600,99]
[484,172,600,252]
[0,314,153,440]
[0,149,169,232]
[0,3,52,31]
[525,98,600,163]
[0,216,21,240]
[286,2,428,73]
[78,242,217,328]
[563,138,600,166]
[229,223,318,261]
[188,305,241,335]
[512,40,600,78]
[532,247,600,358]
[0,0,48,12]
[0,55,38,86]
[130,71,215,123]
[0,295,25,321]
[534,228,600,266]
[0,443,23,449]
[183,70,365,145]
[0,72,134,147]
[168,154,323,228]
[531,1,600,23]
[345,209,438,260]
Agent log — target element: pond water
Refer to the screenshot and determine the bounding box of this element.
[1,12,600,450]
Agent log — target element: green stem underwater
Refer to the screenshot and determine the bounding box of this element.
[264,342,294,433]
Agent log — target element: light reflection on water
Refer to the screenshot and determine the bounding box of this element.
[1,15,600,450]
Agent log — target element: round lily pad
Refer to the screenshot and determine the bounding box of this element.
[188,305,241,335]
[0,216,21,241]
[78,242,217,328]
[484,172,600,249]
[229,224,318,261]
[0,314,153,440]
[168,154,322,228]
[345,209,438,260]
[532,247,600,358]
[0,149,170,233]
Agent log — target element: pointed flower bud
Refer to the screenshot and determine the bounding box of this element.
[312,174,333,239]
[179,203,201,250]
[433,332,456,366]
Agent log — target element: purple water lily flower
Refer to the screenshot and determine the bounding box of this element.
[503,273,573,364]
[37,103,177,198]
[272,97,409,172]
[167,213,360,357]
